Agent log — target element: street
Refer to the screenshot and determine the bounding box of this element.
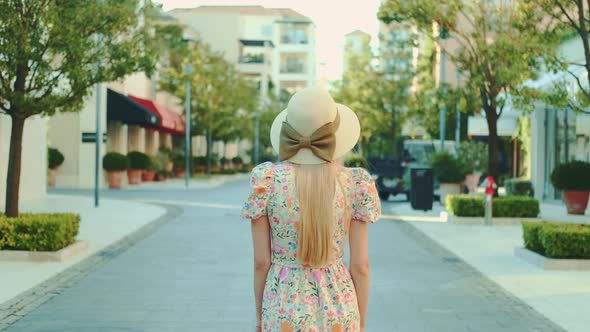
[5,179,564,332]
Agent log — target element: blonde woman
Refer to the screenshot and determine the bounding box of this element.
[241,87,381,332]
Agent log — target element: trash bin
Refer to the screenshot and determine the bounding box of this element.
[410,168,434,211]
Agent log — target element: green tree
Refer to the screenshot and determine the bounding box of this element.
[0,0,157,217]
[159,40,258,173]
[527,0,590,114]
[379,0,560,179]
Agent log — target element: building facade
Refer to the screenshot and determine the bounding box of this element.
[168,5,316,95]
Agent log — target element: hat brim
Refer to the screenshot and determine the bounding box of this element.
[270,103,361,165]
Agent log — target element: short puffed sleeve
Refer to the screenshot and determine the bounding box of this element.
[240,162,274,221]
[351,168,381,223]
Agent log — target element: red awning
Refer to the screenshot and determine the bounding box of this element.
[128,95,185,135]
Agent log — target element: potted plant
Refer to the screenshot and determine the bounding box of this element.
[231,156,243,169]
[430,151,467,203]
[102,153,129,189]
[220,157,229,170]
[153,151,171,181]
[173,153,186,178]
[47,147,65,187]
[344,154,369,169]
[551,160,590,215]
[457,141,488,192]
[193,156,207,174]
[142,156,156,182]
[159,147,174,172]
[127,151,149,185]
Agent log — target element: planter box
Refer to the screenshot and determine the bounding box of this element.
[514,246,590,271]
[0,241,88,262]
[449,216,541,225]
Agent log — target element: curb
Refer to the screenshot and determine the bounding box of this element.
[0,204,182,331]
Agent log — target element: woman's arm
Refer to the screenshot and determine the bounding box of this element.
[349,219,370,330]
[251,216,271,330]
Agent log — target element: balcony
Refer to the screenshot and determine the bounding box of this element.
[238,54,265,64]
[280,35,309,45]
[280,63,306,74]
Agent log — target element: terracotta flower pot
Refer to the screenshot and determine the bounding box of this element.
[107,171,124,189]
[563,190,590,215]
[48,168,58,187]
[174,169,186,178]
[439,183,462,204]
[165,161,174,172]
[127,169,142,185]
[142,171,156,182]
[464,173,481,193]
[155,173,167,182]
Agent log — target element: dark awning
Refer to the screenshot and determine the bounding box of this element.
[107,88,160,127]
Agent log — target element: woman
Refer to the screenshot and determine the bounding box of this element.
[241,87,381,332]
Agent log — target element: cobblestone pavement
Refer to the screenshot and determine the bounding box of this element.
[2,181,566,331]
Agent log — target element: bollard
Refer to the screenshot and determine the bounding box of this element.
[483,176,496,226]
[485,194,492,226]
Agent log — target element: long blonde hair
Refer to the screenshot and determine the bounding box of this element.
[294,162,339,268]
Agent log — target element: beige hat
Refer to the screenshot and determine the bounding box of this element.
[270,86,361,165]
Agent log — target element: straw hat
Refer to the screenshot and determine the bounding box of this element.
[270,86,360,165]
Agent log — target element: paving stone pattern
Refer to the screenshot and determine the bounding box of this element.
[2,183,567,331]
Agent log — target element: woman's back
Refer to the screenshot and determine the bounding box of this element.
[241,161,380,331]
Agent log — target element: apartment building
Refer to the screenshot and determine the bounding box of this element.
[168,5,316,96]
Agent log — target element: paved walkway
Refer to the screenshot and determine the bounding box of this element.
[2,181,566,331]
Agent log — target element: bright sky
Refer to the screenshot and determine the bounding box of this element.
[158,0,381,80]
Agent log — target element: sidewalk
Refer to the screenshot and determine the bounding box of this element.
[384,200,590,332]
[0,194,166,305]
[123,173,249,190]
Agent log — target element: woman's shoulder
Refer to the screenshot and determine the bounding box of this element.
[251,161,292,178]
[344,167,373,184]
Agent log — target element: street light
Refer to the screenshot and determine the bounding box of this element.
[439,25,449,151]
[182,33,194,188]
[254,41,271,165]
[94,0,104,208]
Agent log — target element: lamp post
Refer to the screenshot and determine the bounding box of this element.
[254,41,270,165]
[94,0,104,208]
[455,71,462,152]
[439,26,449,151]
[184,63,192,188]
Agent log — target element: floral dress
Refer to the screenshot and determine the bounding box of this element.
[241,162,381,332]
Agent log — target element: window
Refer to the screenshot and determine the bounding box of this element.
[261,25,273,37]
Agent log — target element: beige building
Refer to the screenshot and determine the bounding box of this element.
[168,5,317,95]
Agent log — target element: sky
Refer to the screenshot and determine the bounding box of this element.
[157,0,382,80]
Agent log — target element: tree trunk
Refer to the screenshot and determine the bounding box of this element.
[484,106,500,182]
[5,114,26,217]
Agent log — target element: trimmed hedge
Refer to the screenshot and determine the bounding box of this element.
[103,152,129,171]
[48,147,65,169]
[504,178,534,197]
[446,195,540,218]
[344,154,368,169]
[0,213,80,251]
[550,160,590,191]
[127,151,150,170]
[522,221,590,259]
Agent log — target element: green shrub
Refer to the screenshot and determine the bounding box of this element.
[539,223,590,259]
[232,156,243,165]
[505,178,534,197]
[457,141,488,173]
[102,153,129,171]
[48,147,65,169]
[550,160,590,191]
[127,151,150,170]
[446,195,484,217]
[220,157,229,166]
[447,195,540,218]
[0,213,80,251]
[522,221,545,254]
[493,196,539,218]
[151,151,170,172]
[429,151,466,183]
[193,156,207,166]
[344,154,368,169]
[173,153,185,170]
